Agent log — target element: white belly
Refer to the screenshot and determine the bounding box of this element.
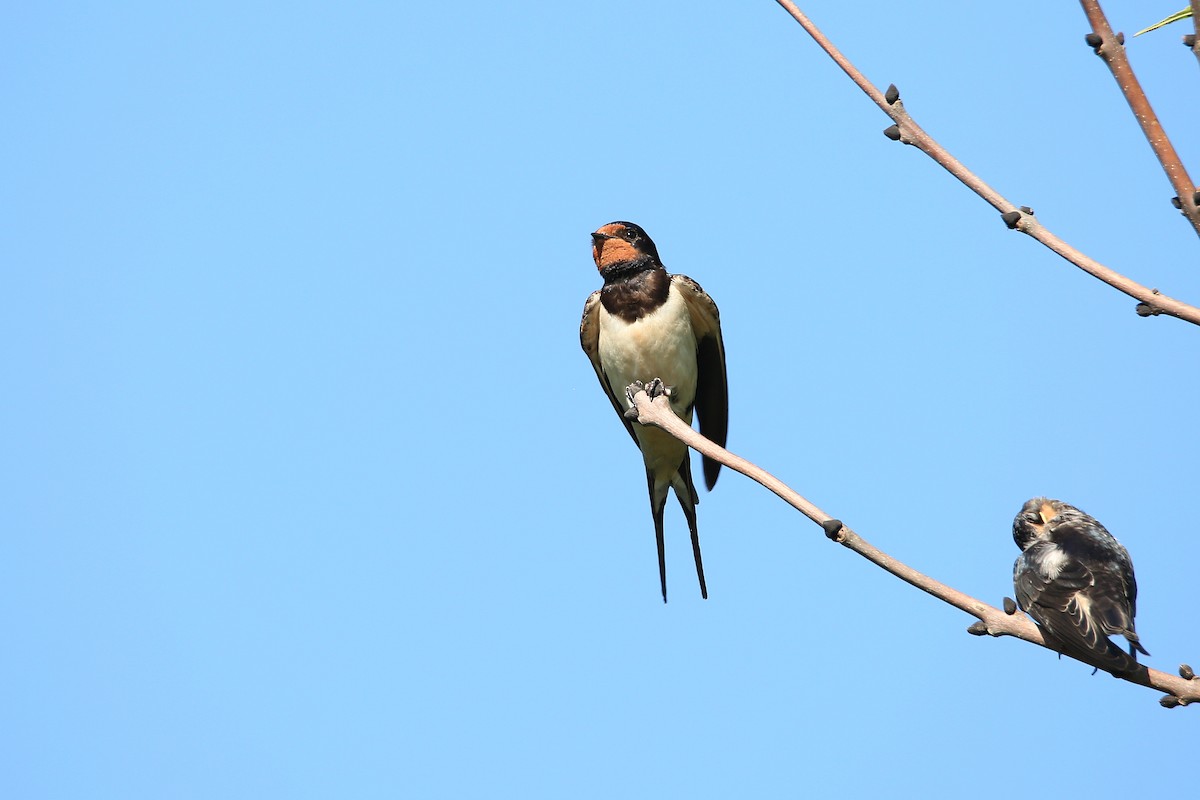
[597,286,698,423]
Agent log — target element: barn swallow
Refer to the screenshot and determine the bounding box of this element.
[1012,497,1150,676]
[579,221,728,602]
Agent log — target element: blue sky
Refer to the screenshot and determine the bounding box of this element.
[5,1,1199,797]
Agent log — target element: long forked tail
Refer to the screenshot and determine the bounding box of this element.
[646,458,708,603]
[647,471,669,603]
[677,490,707,599]
[674,456,706,600]
[652,506,668,604]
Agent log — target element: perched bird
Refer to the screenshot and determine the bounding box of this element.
[1012,497,1150,675]
[579,221,728,602]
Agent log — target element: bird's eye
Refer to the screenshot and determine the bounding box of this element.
[623,228,637,241]
[1022,512,1040,525]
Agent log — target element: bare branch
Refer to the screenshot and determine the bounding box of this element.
[1079,1,1200,239]
[625,386,1200,707]
[772,1,1200,327]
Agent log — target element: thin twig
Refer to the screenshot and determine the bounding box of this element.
[1079,0,1200,238]
[626,387,1200,707]
[772,0,1200,327]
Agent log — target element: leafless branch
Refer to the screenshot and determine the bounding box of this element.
[626,386,1200,707]
[1079,0,1200,238]
[772,1,1200,327]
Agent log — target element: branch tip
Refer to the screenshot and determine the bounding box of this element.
[820,518,844,540]
[884,83,899,105]
[776,0,1200,325]
[1181,664,1195,681]
[1079,0,1200,240]
[1000,210,1022,229]
[1002,597,1018,615]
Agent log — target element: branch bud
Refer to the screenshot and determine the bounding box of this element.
[1002,597,1017,615]
[1160,695,1182,709]
[820,518,844,540]
[1001,210,1022,229]
[1184,34,1197,48]
[1170,196,1182,209]
[884,83,900,105]
[1181,664,1195,680]
[883,124,901,141]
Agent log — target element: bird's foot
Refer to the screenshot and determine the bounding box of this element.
[645,377,672,400]
[623,381,646,418]
[624,379,674,420]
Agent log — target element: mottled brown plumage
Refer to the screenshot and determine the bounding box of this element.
[1013,497,1149,676]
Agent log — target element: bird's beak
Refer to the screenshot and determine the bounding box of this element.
[590,232,613,268]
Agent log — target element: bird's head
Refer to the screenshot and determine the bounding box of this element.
[1013,497,1062,550]
[591,221,662,273]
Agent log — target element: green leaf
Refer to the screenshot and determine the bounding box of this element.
[1134,8,1193,36]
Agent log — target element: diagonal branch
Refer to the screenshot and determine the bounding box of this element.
[1079,0,1200,239]
[772,1,1200,327]
[624,386,1200,708]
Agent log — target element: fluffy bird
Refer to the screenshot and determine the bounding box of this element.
[579,221,728,602]
[1012,497,1150,675]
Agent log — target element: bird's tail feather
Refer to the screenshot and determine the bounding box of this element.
[673,456,706,600]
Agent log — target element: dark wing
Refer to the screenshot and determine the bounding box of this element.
[1053,514,1149,656]
[1014,543,1140,675]
[672,275,728,491]
[1089,562,1150,657]
[580,290,637,445]
[1116,544,1139,620]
